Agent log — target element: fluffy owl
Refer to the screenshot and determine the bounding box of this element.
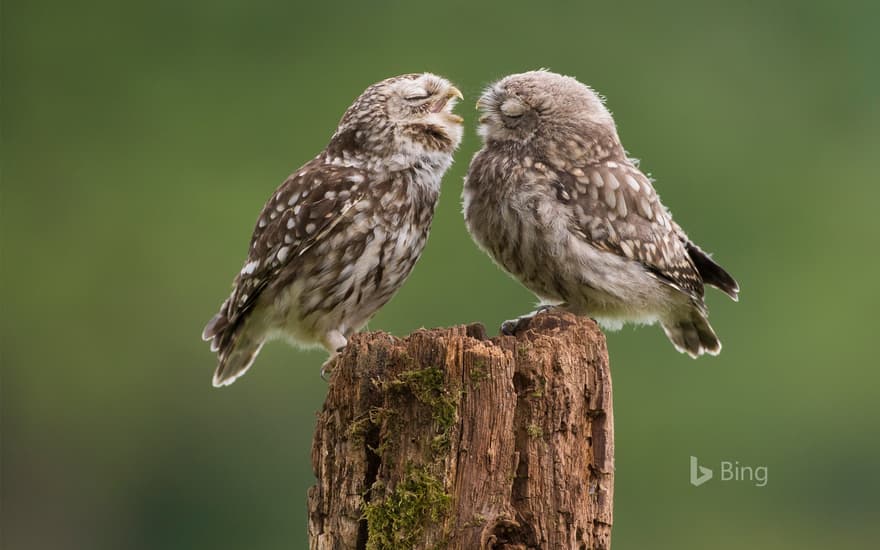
[203,73,463,386]
[463,70,738,357]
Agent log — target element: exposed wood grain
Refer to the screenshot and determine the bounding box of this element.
[308,309,613,549]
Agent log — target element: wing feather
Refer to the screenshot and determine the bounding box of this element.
[212,158,368,336]
[557,161,705,302]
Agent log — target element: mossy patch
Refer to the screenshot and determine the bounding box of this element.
[347,416,371,444]
[394,366,457,428]
[363,463,451,550]
[530,376,546,398]
[464,513,487,527]
[468,361,488,384]
[385,365,460,455]
[347,406,396,445]
[527,423,544,439]
[359,365,461,548]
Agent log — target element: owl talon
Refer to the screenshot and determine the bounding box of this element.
[500,315,531,335]
[501,305,556,335]
[320,361,333,382]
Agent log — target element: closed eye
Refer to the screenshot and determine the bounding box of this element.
[405,94,431,101]
[500,99,526,118]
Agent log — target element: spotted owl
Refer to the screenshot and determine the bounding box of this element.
[203,73,463,386]
[463,70,738,357]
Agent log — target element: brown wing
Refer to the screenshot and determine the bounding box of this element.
[203,157,368,345]
[554,160,705,302]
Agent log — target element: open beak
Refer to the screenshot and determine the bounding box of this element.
[431,85,464,123]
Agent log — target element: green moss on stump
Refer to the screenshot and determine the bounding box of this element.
[359,366,460,548]
[347,407,397,446]
[468,361,488,383]
[393,366,457,429]
[385,365,460,455]
[363,463,451,550]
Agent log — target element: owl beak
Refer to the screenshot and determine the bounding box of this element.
[476,95,490,123]
[429,86,464,123]
[432,86,462,112]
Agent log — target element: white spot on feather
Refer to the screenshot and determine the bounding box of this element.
[604,185,616,209]
[639,198,653,219]
[625,174,640,191]
[617,191,628,217]
[241,260,259,275]
[605,171,621,190]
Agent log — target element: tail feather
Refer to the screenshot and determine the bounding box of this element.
[203,313,226,352]
[661,311,721,358]
[212,340,263,387]
[202,314,223,341]
[203,305,263,387]
[686,242,739,301]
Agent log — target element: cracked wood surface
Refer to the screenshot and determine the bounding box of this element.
[308,309,614,549]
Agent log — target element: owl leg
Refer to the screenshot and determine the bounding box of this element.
[500,304,563,335]
[320,330,348,380]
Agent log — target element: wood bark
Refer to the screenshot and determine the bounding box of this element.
[308,309,614,549]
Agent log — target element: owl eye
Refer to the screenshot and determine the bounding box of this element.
[404,91,431,101]
[500,99,526,118]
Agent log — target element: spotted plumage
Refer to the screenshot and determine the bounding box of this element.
[463,70,738,357]
[203,73,463,386]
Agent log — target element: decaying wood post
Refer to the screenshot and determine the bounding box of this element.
[308,309,614,549]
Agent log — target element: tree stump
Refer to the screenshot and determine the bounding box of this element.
[308,309,614,549]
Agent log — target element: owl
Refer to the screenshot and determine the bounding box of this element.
[463,70,738,357]
[203,73,463,386]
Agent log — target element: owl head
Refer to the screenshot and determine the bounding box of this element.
[476,70,616,146]
[329,73,463,163]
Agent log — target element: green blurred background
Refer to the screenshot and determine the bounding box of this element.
[3,0,879,548]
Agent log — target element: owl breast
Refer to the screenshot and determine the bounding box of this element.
[464,170,568,303]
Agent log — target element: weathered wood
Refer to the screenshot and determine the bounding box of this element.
[308,309,614,549]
